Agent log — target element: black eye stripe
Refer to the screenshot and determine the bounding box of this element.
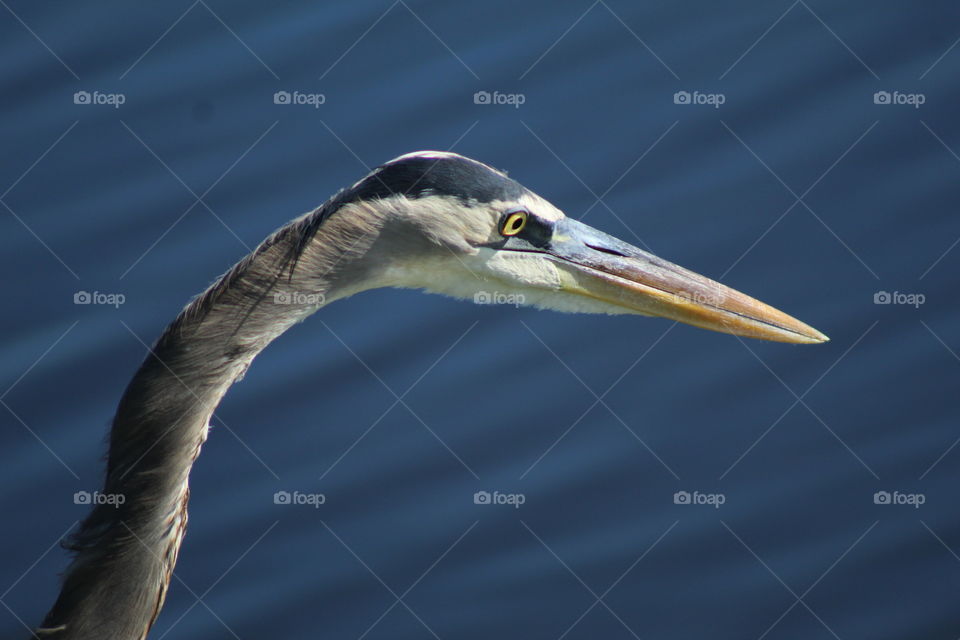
[489,211,555,249]
[514,215,552,248]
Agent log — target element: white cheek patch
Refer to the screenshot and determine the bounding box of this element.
[384,249,634,316]
[383,250,560,299]
[480,250,561,290]
[380,256,491,301]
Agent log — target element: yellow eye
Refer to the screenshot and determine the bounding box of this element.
[501,211,528,236]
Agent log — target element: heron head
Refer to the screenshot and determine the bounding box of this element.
[336,151,826,344]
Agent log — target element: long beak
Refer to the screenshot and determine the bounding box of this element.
[547,218,828,344]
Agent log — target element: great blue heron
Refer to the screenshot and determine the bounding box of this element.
[34,151,826,639]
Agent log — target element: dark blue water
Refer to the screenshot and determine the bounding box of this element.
[2,2,959,638]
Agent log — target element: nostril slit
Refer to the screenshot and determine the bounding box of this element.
[586,243,627,257]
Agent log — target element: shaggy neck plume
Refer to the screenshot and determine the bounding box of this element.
[36,202,374,639]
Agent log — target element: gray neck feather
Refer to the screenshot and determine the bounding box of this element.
[36,200,380,639]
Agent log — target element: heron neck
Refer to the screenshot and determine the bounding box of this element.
[38,206,374,639]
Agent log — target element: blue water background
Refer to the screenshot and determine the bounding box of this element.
[2,2,959,638]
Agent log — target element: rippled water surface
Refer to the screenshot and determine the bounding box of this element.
[2,2,959,638]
